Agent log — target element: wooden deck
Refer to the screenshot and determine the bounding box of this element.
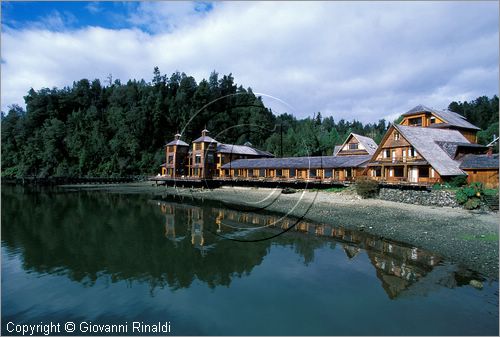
[149,176,434,190]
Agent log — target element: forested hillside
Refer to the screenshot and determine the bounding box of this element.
[1,68,498,178]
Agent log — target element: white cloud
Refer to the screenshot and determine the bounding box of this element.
[1,1,498,123]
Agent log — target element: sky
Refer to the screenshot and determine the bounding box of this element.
[1,1,498,122]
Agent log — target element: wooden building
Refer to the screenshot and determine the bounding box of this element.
[365,124,488,185]
[220,154,372,181]
[459,153,499,189]
[400,105,480,143]
[334,133,378,156]
[216,142,274,177]
[189,129,218,178]
[163,133,189,177]
[162,129,273,179]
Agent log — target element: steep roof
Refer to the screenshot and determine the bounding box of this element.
[166,139,189,146]
[221,155,371,170]
[217,144,274,157]
[434,141,486,159]
[402,104,480,130]
[352,133,378,155]
[333,145,342,156]
[430,110,480,130]
[336,133,378,155]
[395,124,469,176]
[192,135,218,143]
[459,154,499,170]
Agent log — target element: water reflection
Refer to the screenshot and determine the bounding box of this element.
[153,195,484,299]
[1,186,488,300]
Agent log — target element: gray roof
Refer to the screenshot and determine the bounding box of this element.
[402,104,480,130]
[333,145,342,156]
[395,124,469,176]
[459,154,499,170]
[402,104,436,116]
[221,155,371,170]
[217,144,274,157]
[435,141,486,159]
[193,135,218,143]
[166,139,189,146]
[351,133,378,155]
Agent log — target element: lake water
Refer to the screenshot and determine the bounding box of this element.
[2,186,498,335]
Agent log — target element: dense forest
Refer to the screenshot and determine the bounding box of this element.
[1,68,498,178]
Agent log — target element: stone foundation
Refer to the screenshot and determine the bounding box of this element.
[378,188,459,207]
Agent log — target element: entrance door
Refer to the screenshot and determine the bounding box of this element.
[408,167,418,183]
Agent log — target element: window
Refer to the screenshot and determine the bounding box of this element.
[430,117,436,124]
[195,154,201,164]
[408,117,422,126]
[276,169,282,177]
[430,168,435,178]
[168,155,174,164]
[372,167,381,177]
[394,167,404,177]
[409,147,416,157]
[289,169,296,177]
[394,132,400,140]
[345,168,352,178]
[324,169,333,178]
[309,169,316,177]
[259,168,265,177]
[418,167,429,178]
[348,143,359,150]
[194,143,202,151]
[383,149,390,159]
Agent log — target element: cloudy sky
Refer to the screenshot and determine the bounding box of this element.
[1,1,498,122]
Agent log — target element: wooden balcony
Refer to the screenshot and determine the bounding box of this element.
[377,156,424,164]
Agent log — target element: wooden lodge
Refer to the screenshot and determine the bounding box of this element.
[158,105,499,189]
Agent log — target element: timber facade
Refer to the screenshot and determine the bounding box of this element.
[158,105,499,188]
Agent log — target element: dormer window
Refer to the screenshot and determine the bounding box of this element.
[430,117,436,124]
[348,143,358,150]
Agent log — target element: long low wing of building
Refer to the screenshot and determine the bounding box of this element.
[220,155,372,180]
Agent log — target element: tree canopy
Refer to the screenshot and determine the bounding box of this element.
[1,68,496,178]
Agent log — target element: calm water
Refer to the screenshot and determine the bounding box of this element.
[2,186,498,335]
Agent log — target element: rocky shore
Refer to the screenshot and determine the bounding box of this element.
[61,182,499,279]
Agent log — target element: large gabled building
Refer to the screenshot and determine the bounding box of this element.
[366,104,497,187]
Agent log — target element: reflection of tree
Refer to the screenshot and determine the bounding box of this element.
[2,186,481,298]
[1,187,270,290]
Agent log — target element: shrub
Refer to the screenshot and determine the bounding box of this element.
[355,177,380,198]
[456,182,484,210]
[464,198,481,210]
[449,175,468,187]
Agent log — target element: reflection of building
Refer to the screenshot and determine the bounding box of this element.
[153,199,468,299]
[188,207,205,252]
[160,203,176,239]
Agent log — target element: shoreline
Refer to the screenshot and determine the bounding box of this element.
[59,182,499,279]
